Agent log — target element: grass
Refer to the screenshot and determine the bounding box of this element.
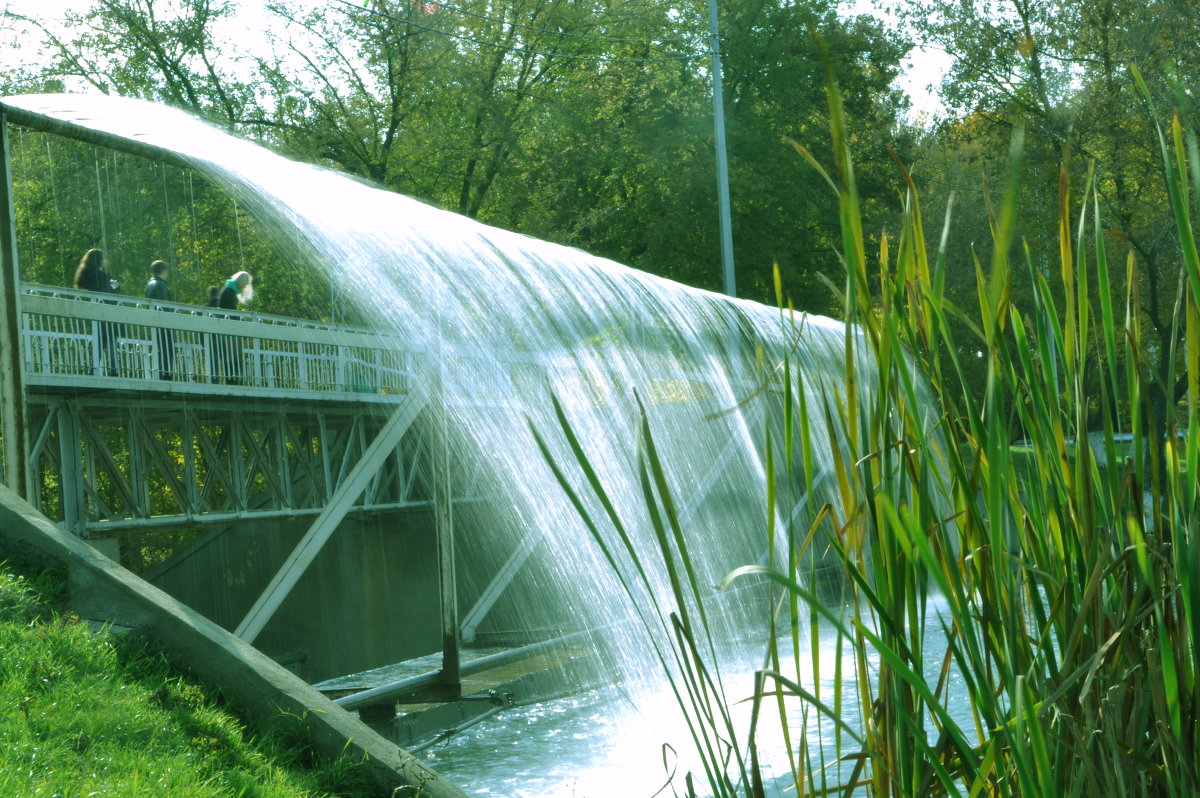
[0,560,376,797]
[535,66,1200,797]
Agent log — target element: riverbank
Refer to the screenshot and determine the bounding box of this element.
[0,558,379,796]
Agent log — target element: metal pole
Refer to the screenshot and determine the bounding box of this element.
[434,351,460,696]
[0,111,30,498]
[708,0,736,298]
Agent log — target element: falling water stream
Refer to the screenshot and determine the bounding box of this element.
[2,94,928,794]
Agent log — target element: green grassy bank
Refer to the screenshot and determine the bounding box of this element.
[0,559,374,797]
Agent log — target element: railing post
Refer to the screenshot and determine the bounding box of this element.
[252,335,262,387]
[91,319,101,377]
[0,110,29,498]
[299,343,309,391]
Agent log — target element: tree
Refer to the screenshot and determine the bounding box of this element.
[4,0,258,126]
[903,0,1200,427]
[483,0,913,310]
[719,0,912,307]
[4,0,915,317]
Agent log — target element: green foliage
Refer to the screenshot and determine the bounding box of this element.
[774,84,1200,794]
[906,0,1200,418]
[8,126,335,320]
[0,560,377,796]
[539,79,1200,795]
[4,0,912,312]
[5,0,255,125]
[493,0,912,309]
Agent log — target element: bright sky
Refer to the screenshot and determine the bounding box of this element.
[2,0,950,120]
[840,0,951,121]
[901,46,952,121]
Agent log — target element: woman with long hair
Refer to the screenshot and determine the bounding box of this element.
[73,248,111,292]
[73,248,119,376]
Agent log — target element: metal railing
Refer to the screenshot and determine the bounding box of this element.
[19,283,418,401]
[19,283,771,410]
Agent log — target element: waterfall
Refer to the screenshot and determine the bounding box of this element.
[4,93,861,703]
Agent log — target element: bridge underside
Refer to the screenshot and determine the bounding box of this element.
[26,387,446,538]
[21,384,584,682]
[147,505,442,682]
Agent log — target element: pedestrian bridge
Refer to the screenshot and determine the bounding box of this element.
[18,280,443,538]
[12,276,516,683]
[0,94,806,720]
[11,275,764,689]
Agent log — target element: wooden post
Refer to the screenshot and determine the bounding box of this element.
[0,110,29,498]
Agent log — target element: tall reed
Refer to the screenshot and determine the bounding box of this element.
[536,71,1200,796]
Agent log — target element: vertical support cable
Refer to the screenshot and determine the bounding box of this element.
[708,0,736,298]
[0,110,30,497]
[94,150,107,247]
[232,196,246,271]
[44,137,66,283]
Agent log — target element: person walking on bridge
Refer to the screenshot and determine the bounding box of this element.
[219,271,253,310]
[215,271,253,385]
[73,248,120,377]
[145,260,175,380]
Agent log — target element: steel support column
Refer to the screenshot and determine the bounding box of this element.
[57,404,85,535]
[0,111,28,497]
[434,388,460,695]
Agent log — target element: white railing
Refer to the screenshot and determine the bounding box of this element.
[19,283,771,410]
[19,283,418,401]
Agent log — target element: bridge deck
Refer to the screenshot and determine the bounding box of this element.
[20,283,416,404]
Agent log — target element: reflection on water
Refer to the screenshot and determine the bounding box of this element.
[426,688,667,797]
[426,675,865,796]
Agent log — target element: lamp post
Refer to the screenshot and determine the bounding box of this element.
[707,0,736,298]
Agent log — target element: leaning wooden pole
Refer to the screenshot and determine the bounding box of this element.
[0,111,29,498]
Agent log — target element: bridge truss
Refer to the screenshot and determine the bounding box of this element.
[27,392,470,537]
